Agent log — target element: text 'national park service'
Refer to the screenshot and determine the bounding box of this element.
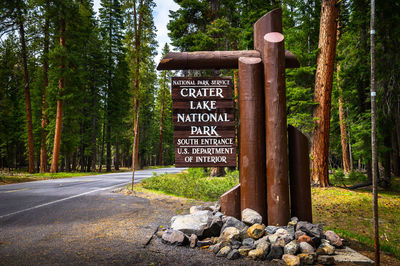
[172,77,236,167]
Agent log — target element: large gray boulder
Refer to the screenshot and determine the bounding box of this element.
[296,221,324,246]
[241,208,262,225]
[221,216,248,234]
[161,229,188,246]
[170,210,213,236]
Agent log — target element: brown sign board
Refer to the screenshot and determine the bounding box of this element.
[172,77,236,167]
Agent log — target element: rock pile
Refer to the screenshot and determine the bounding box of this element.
[160,203,344,265]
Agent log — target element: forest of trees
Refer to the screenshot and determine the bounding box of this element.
[1,0,399,188]
[0,0,174,173]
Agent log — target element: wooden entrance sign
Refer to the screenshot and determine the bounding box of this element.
[158,8,312,225]
[172,77,236,167]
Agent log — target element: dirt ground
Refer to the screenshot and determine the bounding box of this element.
[1,188,399,265]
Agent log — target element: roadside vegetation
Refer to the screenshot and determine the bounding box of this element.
[138,168,400,259]
[139,168,239,202]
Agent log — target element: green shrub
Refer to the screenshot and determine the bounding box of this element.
[141,168,239,201]
[348,170,368,183]
[330,168,368,186]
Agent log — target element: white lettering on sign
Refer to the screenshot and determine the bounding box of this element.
[192,147,234,155]
[180,88,224,98]
[177,113,229,123]
[191,126,219,136]
[172,77,235,167]
[195,156,227,163]
[189,100,216,110]
[173,80,195,86]
[211,79,229,85]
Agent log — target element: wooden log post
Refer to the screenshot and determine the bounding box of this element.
[288,125,312,223]
[264,32,290,226]
[157,50,299,70]
[238,57,267,222]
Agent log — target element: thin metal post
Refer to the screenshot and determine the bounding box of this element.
[370,0,379,264]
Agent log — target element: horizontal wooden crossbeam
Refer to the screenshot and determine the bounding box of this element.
[157,50,300,70]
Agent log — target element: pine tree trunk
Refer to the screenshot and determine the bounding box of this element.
[18,16,35,173]
[65,153,71,172]
[106,122,112,172]
[132,104,140,170]
[132,0,143,171]
[210,167,225,177]
[72,151,77,171]
[89,87,97,172]
[99,120,105,172]
[50,18,66,173]
[158,101,164,165]
[310,0,339,187]
[337,64,351,174]
[115,135,120,170]
[336,19,351,174]
[392,131,400,176]
[40,1,50,173]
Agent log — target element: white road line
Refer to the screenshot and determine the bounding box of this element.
[0,183,126,220]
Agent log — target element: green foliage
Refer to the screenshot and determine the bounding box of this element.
[330,168,368,186]
[1,0,400,179]
[286,67,317,134]
[141,168,239,201]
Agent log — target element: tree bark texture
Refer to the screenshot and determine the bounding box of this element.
[337,56,351,173]
[40,0,50,173]
[336,17,351,174]
[99,119,105,172]
[106,122,112,171]
[310,0,339,187]
[158,99,165,165]
[18,16,35,173]
[392,131,400,176]
[264,32,290,226]
[131,0,143,174]
[115,135,120,170]
[50,18,66,173]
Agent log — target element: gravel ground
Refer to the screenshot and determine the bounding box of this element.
[0,188,398,265]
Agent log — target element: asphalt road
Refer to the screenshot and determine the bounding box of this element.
[0,167,185,220]
[0,167,195,265]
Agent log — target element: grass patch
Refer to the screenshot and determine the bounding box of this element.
[0,171,107,185]
[143,165,174,170]
[312,184,400,260]
[140,168,239,202]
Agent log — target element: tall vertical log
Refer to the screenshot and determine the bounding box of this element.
[288,125,312,222]
[310,0,339,186]
[50,18,66,173]
[238,57,266,222]
[264,32,290,226]
[254,8,282,57]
